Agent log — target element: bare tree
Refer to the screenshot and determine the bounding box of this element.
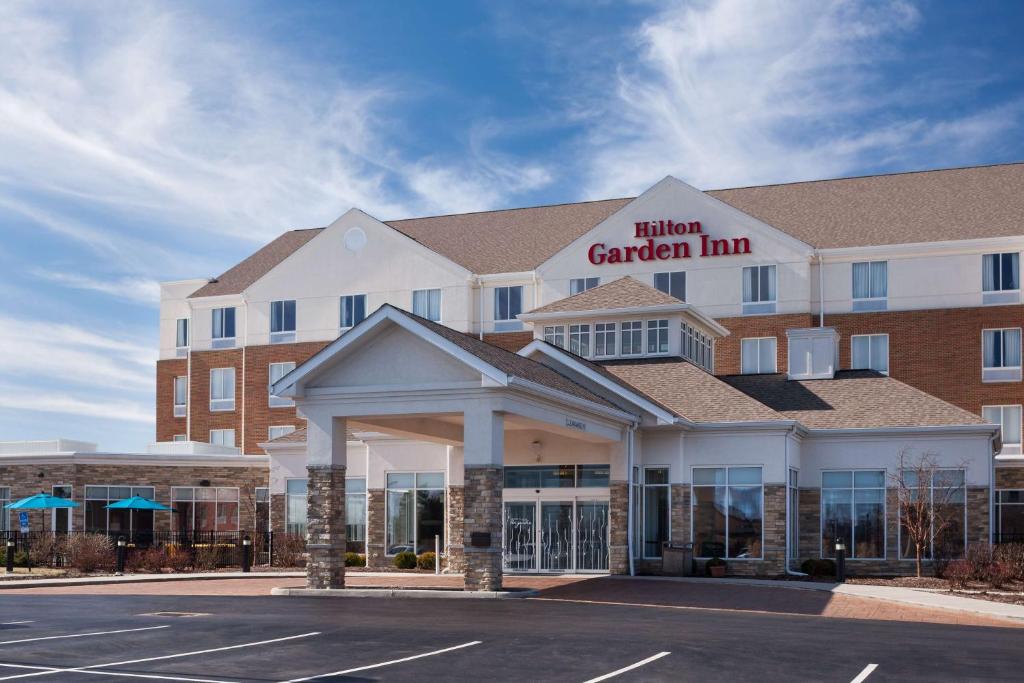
[889,449,967,578]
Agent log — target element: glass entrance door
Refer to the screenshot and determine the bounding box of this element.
[503,503,536,571]
[503,499,609,573]
[540,502,573,572]
[576,501,610,571]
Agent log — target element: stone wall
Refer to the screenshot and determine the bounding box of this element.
[723,484,786,577]
[463,467,502,591]
[305,464,346,589]
[996,467,1024,489]
[446,485,466,572]
[365,488,387,568]
[609,481,628,575]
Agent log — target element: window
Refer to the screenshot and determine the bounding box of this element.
[852,261,888,311]
[641,467,670,558]
[0,488,8,532]
[899,469,966,559]
[494,286,523,331]
[788,469,799,560]
[983,328,1022,382]
[346,478,367,553]
[740,338,777,374]
[983,405,1023,456]
[268,362,296,408]
[543,325,565,349]
[996,490,1024,544]
[209,429,235,447]
[255,487,270,534]
[692,467,763,559]
[52,485,72,533]
[268,425,296,441]
[172,434,187,442]
[412,288,442,321]
[173,376,187,417]
[270,300,296,343]
[851,334,889,374]
[983,252,1020,304]
[386,472,445,555]
[621,321,643,356]
[504,465,609,488]
[570,277,599,295]
[175,318,189,356]
[594,322,617,357]
[646,319,669,355]
[86,486,156,538]
[681,321,714,372]
[569,324,591,357]
[742,265,776,314]
[172,487,239,534]
[821,471,885,559]
[285,479,307,535]
[209,368,235,411]
[340,294,366,328]
[654,271,685,301]
[211,307,236,348]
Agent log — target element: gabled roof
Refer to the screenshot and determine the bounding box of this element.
[190,228,323,298]
[526,276,681,315]
[721,370,989,430]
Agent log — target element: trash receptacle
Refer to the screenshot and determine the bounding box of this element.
[661,542,694,576]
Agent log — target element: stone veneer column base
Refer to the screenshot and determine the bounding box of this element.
[306,464,346,590]
[463,467,502,591]
[365,488,388,568]
[609,481,628,575]
[446,485,466,572]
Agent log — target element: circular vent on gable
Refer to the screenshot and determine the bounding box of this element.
[343,227,367,253]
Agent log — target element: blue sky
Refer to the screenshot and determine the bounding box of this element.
[1,0,1023,451]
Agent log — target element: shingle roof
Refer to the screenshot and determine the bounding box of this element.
[598,358,789,424]
[527,276,682,315]
[264,427,308,444]
[720,370,988,430]
[190,228,323,298]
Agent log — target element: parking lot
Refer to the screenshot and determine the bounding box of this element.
[1,591,1023,682]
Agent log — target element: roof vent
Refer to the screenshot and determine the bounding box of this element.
[786,327,839,381]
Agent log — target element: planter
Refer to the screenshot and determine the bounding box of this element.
[709,565,726,578]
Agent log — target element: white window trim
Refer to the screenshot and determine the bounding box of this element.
[175,318,190,357]
[340,294,367,330]
[640,466,671,560]
[982,252,1021,303]
[982,327,1023,383]
[593,322,618,359]
[984,404,1023,455]
[741,265,778,315]
[412,288,443,322]
[84,484,157,535]
[384,470,446,557]
[740,337,777,374]
[209,429,236,447]
[690,465,765,561]
[620,320,645,357]
[269,300,296,344]
[268,362,297,408]
[173,376,188,418]
[209,368,236,412]
[268,425,296,441]
[851,260,888,311]
[896,469,968,561]
[211,307,236,348]
[818,469,887,560]
[568,323,592,358]
[645,319,671,357]
[850,333,890,375]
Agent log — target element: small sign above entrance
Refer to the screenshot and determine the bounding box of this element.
[565,418,586,431]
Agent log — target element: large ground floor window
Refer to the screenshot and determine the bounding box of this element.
[821,470,885,559]
[85,486,156,537]
[996,490,1024,544]
[172,487,239,534]
[0,488,9,532]
[632,467,669,559]
[346,478,367,553]
[285,479,307,535]
[692,466,763,559]
[386,472,444,555]
[899,469,966,559]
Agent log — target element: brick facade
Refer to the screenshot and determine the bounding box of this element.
[155,358,188,442]
[996,466,1024,489]
[463,466,502,591]
[187,348,244,448]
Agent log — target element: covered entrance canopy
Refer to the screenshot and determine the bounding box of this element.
[271,305,673,591]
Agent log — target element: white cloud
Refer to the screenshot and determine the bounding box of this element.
[0,384,153,424]
[30,269,161,305]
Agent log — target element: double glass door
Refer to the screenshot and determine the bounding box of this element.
[503,499,609,573]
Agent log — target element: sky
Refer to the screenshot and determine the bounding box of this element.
[1,0,1023,451]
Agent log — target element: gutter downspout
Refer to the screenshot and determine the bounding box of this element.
[626,423,637,577]
[990,432,996,547]
[817,252,825,328]
[784,427,808,577]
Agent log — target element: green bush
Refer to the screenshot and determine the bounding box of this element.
[345,552,366,567]
[393,551,417,569]
[417,552,437,570]
[800,558,836,577]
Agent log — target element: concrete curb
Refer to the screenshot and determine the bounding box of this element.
[272,587,537,599]
[0,571,305,589]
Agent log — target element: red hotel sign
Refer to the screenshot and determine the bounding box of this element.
[587,220,751,265]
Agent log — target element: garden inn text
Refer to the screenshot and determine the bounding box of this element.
[4,163,1024,591]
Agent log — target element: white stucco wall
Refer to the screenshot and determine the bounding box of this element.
[158,279,208,359]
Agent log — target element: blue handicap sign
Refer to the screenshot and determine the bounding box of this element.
[18,512,29,533]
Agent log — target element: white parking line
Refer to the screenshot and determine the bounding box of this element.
[850,663,878,683]
[0,631,320,681]
[278,640,483,683]
[0,625,169,646]
[582,652,671,683]
[0,662,237,683]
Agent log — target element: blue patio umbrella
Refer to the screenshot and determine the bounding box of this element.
[4,491,80,510]
[105,496,173,512]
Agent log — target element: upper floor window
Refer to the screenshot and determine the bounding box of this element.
[851,333,889,375]
[646,319,669,354]
[340,294,366,329]
[654,271,685,301]
[494,286,523,332]
[681,321,714,372]
[569,324,591,357]
[983,328,1022,382]
[983,405,1022,456]
[172,434,187,442]
[412,288,441,322]
[211,307,235,348]
[268,424,296,441]
[741,337,777,374]
[173,376,187,417]
[852,261,887,311]
[543,325,565,349]
[594,322,617,357]
[209,429,235,447]
[742,265,776,314]
[175,318,189,356]
[209,367,235,411]
[269,362,296,407]
[621,321,643,356]
[570,277,599,296]
[983,252,1020,305]
[270,300,296,343]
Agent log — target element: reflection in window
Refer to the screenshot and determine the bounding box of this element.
[85,486,156,539]
[899,469,966,560]
[346,478,367,553]
[642,468,670,558]
[821,471,885,559]
[285,479,307,535]
[692,467,763,559]
[386,472,445,555]
[172,487,239,535]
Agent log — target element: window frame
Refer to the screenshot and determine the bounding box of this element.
[209,367,235,411]
[285,478,308,535]
[620,320,644,357]
[850,333,890,375]
[897,468,968,561]
[982,252,1021,305]
[543,325,566,349]
[982,328,1023,382]
[691,465,765,560]
[740,337,777,374]
[995,489,1024,544]
[171,486,240,534]
[175,318,190,357]
[384,471,446,556]
[268,425,296,441]
[819,469,887,560]
[209,429,235,448]
[85,485,157,536]
[983,404,1023,456]
[494,285,524,332]
[741,265,777,315]
[269,299,297,344]
[653,271,686,301]
[268,361,297,408]
[594,322,617,359]
[173,376,187,417]
[640,466,671,559]
[340,294,367,329]
[211,307,236,348]
[568,323,591,357]
[412,288,442,322]
[851,260,888,311]
[569,277,599,296]
[646,319,670,356]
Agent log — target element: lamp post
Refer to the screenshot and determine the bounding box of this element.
[5,540,14,574]
[242,535,251,573]
[116,536,126,575]
[835,539,846,583]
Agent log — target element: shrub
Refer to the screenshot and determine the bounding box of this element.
[945,559,972,589]
[800,558,836,578]
[994,543,1024,582]
[127,547,167,574]
[393,551,417,569]
[965,543,994,581]
[66,534,115,573]
[273,535,307,568]
[345,552,366,567]
[28,534,66,568]
[193,544,234,571]
[165,545,192,573]
[417,552,437,570]
[988,561,1014,589]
